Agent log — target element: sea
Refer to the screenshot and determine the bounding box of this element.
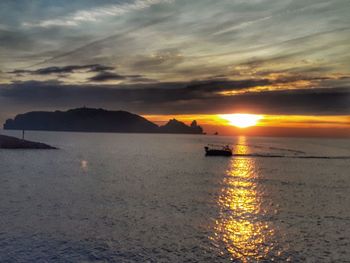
[0,130,349,262]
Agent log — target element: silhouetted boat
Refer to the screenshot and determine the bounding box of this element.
[204,144,232,156]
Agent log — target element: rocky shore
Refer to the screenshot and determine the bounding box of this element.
[0,135,57,149]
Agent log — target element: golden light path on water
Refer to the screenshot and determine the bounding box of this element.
[211,137,277,262]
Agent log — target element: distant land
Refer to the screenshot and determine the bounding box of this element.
[3,108,204,134]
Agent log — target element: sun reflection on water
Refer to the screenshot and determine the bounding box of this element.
[212,137,276,262]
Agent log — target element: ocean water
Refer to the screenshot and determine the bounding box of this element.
[0,130,349,262]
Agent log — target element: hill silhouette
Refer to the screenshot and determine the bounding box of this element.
[3,108,203,134]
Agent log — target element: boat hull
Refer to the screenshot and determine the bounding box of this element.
[205,149,232,156]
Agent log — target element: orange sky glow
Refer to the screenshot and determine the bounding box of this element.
[143,114,350,138]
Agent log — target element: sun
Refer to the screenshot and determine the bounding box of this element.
[219,114,263,128]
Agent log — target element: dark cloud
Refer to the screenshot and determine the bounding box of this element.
[88,71,155,83]
[9,64,114,75]
[89,71,126,82]
[1,80,349,116]
[185,79,271,93]
[88,64,115,72]
[9,63,157,84]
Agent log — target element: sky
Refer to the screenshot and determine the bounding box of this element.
[0,0,349,136]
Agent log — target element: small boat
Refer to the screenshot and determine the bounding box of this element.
[204,144,232,156]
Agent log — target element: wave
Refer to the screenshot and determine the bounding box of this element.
[235,144,306,154]
[232,154,350,159]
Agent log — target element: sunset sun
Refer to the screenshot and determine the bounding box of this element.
[219,114,263,128]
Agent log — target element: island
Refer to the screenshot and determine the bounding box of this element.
[0,135,57,149]
[159,119,203,134]
[3,107,204,135]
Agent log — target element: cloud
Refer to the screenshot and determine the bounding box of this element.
[88,71,157,83]
[212,1,333,36]
[8,63,157,84]
[0,29,36,50]
[24,15,173,69]
[1,80,349,116]
[22,0,172,28]
[9,64,114,75]
[131,49,184,71]
[89,72,127,82]
[1,0,350,123]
